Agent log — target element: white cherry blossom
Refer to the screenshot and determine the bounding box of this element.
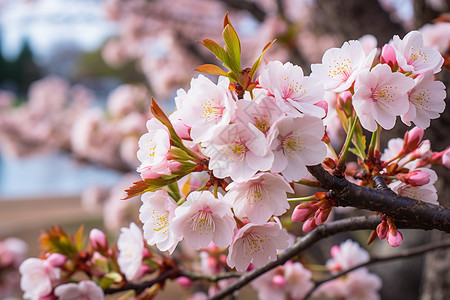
[269,115,327,181]
[402,73,446,129]
[54,280,104,300]
[139,190,182,254]
[325,240,370,273]
[224,172,293,224]
[353,64,415,132]
[19,258,60,300]
[311,40,376,93]
[137,118,170,174]
[391,30,444,75]
[259,60,325,117]
[117,222,144,280]
[227,220,290,272]
[389,168,438,205]
[172,191,236,249]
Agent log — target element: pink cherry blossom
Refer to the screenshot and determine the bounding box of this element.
[226,220,290,272]
[203,123,273,182]
[269,115,327,181]
[0,237,27,267]
[259,60,325,117]
[420,23,450,53]
[325,239,370,273]
[89,228,107,250]
[136,118,171,176]
[54,280,104,300]
[177,75,236,144]
[311,40,376,92]
[353,63,415,131]
[402,73,446,129]
[139,190,182,254]
[117,222,144,280]
[391,30,444,75]
[400,170,431,186]
[172,191,236,249]
[224,172,293,224]
[389,168,438,205]
[251,268,285,300]
[442,147,450,168]
[168,88,191,140]
[284,261,314,299]
[19,258,61,300]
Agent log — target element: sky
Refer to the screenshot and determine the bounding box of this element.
[0,0,117,61]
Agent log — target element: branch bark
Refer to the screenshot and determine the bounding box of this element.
[307,165,450,233]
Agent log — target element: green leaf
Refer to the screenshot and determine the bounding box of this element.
[350,124,367,159]
[222,24,241,74]
[100,276,115,289]
[198,39,232,70]
[250,40,276,79]
[74,225,86,252]
[194,64,228,76]
[167,182,181,202]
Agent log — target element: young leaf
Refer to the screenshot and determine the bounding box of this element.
[198,39,232,70]
[194,64,228,76]
[223,24,241,74]
[250,40,276,79]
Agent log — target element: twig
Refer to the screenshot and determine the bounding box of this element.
[304,239,450,299]
[180,270,241,282]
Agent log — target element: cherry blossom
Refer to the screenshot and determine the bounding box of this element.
[139,190,182,254]
[172,191,236,249]
[224,172,293,224]
[391,30,444,75]
[136,118,171,176]
[226,220,290,272]
[353,63,415,132]
[311,40,376,92]
[117,222,144,280]
[259,60,325,117]
[203,123,273,182]
[54,280,104,300]
[19,258,61,300]
[269,115,327,181]
[325,239,370,273]
[284,261,314,299]
[389,168,439,205]
[402,73,446,129]
[177,75,236,144]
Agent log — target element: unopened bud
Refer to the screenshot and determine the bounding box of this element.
[386,228,403,247]
[403,127,424,154]
[89,228,107,250]
[380,44,397,67]
[172,119,191,140]
[400,170,431,186]
[315,100,328,118]
[314,208,330,225]
[302,217,317,232]
[272,274,286,288]
[46,253,66,268]
[292,204,314,223]
[140,167,163,180]
[330,245,340,258]
[376,220,389,239]
[177,276,193,290]
[168,160,183,173]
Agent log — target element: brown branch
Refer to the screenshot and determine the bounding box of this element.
[307,165,450,233]
[304,239,450,299]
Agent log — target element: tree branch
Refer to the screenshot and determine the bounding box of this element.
[304,239,450,299]
[307,165,450,232]
[179,270,241,282]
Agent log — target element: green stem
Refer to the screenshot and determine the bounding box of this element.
[368,125,381,158]
[287,195,317,202]
[337,115,359,171]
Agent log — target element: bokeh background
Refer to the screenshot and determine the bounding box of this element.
[0,0,449,299]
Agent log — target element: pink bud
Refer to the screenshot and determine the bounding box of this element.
[177,276,193,290]
[142,247,151,258]
[338,91,352,104]
[314,208,330,225]
[403,127,424,153]
[292,204,314,223]
[46,253,66,268]
[376,220,389,239]
[302,217,317,232]
[380,44,397,67]
[172,119,191,140]
[330,245,340,258]
[442,147,450,168]
[403,170,431,186]
[92,251,107,263]
[272,274,286,288]
[89,228,107,249]
[315,100,328,118]
[386,229,403,247]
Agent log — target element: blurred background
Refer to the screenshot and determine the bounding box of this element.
[0,0,449,299]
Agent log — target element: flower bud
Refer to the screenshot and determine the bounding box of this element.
[168,160,183,173]
[315,100,328,118]
[314,208,330,225]
[403,127,424,154]
[401,170,431,186]
[292,204,314,223]
[380,44,397,67]
[89,228,107,250]
[46,253,66,268]
[330,245,340,258]
[386,228,403,247]
[302,217,317,232]
[177,276,193,290]
[272,274,286,288]
[376,220,389,239]
[140,167,163,180]
[172,119,191,140]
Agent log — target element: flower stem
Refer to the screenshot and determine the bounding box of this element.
[287,195,317,202]
[368,125,380,158]
[336,115,359,173]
